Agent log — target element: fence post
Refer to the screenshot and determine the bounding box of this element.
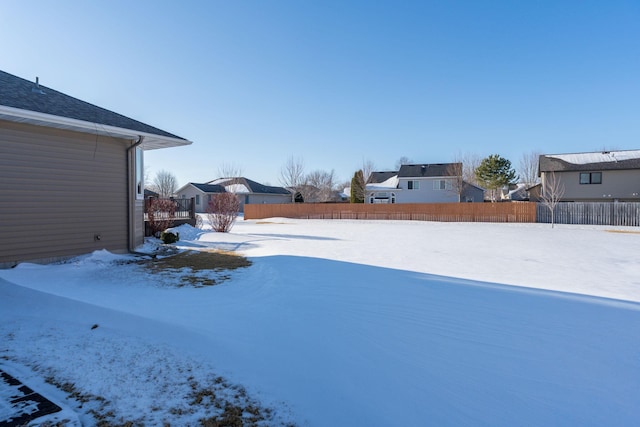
[190,197,196,220]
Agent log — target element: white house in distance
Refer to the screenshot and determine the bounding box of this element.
[366,163,484,204]
[175,177,291,213]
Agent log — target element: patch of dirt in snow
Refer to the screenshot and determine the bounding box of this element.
[141,250,253,288]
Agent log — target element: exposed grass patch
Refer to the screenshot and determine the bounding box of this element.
[42,369,292,426]
[141,250,252,287]
[605,229,640,234]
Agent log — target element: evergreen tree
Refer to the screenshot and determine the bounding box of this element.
[475,154,517,201]
[350,170,365,203]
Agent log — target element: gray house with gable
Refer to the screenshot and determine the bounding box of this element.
[539,150,640,202]
[176,177,291,213]
[0,70,191,267]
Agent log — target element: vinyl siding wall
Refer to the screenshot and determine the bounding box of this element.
[242,193,291,212]
[547,170,640,202]
[396,178,459,203]
[176,186,207,213]
[0,120,130,266]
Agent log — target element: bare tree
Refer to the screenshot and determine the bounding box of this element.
[154,170,178,198]
[540,171,565,228]
[279,156,305,202]
[207,193,240,232]
[445,162,464,202]
[218,162,244,180]
[453,151,481,187]
[395,156,412,170]
[361,159,375,184]
[304,169,336,202]
[519,150,541,187]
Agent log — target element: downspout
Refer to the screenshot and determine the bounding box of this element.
[126,136,144,253]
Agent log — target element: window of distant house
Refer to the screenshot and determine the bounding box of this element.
[433,179,452,190]
[579,172,602,184]
[407,180,420,190]
[196,194,201,205]
[135,147,144,199]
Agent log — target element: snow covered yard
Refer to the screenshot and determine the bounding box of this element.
[1,218,640,426]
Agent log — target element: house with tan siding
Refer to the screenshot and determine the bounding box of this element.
[0,70,192,267]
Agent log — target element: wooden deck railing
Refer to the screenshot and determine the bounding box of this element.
[144,197,196,236]
[144,197,196,221]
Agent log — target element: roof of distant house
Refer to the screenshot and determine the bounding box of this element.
[367,171,398,184]
[366,175,399,190]
[539,150,640,173]
[0,70,191,150]
[208,177,291,195]
[398,163,460,178]
[144,189,159,198]
[189,183,226,193]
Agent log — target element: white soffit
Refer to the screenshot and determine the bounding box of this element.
[0,105,192,150]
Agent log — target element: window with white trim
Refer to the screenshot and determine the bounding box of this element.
[407,180,420,190]
[433,179,452,190]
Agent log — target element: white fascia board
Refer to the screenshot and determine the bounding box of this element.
[0,105,192,150]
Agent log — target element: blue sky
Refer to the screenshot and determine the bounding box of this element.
[2,0,639,187]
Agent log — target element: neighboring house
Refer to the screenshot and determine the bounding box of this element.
[366,173,400,204]
[501,183,529,201]
[174,183,226,213]
[368,171,398,185]
[209,177,291,211]
[527,183,542,202]
[0,70,191,267]
[144,188,159,199]
[539,150,640,202]
[176,177,291,213]
[365,163,484,203]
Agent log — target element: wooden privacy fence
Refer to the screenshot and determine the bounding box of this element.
[245,202,537,223]
[537,202,640,226]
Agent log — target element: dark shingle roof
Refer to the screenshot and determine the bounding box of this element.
[191,183,226,193]
[243,178,291,195]
[367,171,398,184]
[539,151,640,173]
[209,177,291,195]
[398,163,460,178]
[0,70,186,141]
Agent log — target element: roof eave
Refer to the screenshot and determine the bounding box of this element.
[0,105,192,150]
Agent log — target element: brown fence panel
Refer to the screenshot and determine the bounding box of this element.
[244,202,536,223]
